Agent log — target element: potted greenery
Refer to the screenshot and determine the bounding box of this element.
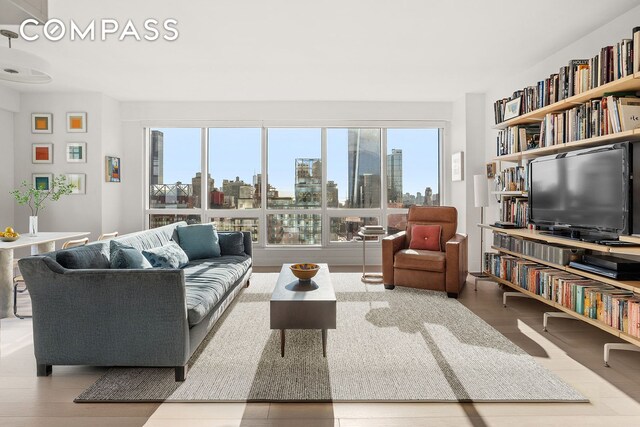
[10,175,75,236]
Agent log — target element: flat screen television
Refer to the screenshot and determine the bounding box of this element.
[528,142,631,237]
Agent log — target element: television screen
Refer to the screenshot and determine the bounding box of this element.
[529,143,629,234]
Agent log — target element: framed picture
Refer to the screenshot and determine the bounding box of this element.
[32,143,53,164]
[67,112,87,132]
[32,173,53,190]
[451,152,464,182]
[66,142,87,163]
[486,162,496,178]
[105,156,121,182]
[65,173,86,194]
[32,113,52,133]
[503,97,522,121]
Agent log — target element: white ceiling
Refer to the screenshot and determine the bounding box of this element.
[0,0,639,102]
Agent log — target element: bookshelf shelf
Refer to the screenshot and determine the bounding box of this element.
[480,224,609,252]
[494,72,640,130]
[490,245,640,294]
[494,129,638,162]
[485,272,633,341]
[491,191,528,196]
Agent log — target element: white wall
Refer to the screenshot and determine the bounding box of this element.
[478,5,640,256]
[0,109,15,228]
[13,93,122,241]
[101,95,123,235]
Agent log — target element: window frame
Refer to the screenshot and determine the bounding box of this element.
[143,121,445,250]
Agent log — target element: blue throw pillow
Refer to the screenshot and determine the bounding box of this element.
[219,232,245,256]
[142,241,189,268]
[176,224,221,260]
[110,240,152,269]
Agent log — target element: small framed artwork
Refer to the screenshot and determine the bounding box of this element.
[33,173,53,190]
[67,112,87,133]
[66,142,87,163]
[452,151,464,182]
[32,143,53,164]
[65,173,86,194]
[105,156,121,182]
[486,162,497,179]
[503,97,522,121]
[32,113,52,133]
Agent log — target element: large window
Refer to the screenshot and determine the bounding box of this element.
[149,128,202,209]
[208,128,261,209]
[145,126,442,248]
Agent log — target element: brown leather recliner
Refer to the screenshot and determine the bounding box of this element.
[382,206,468,298]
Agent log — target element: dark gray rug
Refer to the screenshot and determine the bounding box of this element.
[76,273,587,402]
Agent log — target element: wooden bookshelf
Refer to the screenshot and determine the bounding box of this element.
[490,246,640,293]
[485,272,636,341]
[494,72,640,130]
[494,129,638,162]
[480,224,609,252]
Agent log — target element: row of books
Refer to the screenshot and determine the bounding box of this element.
[498,166,527,192]
[496,125,540,156]
[483,253,640,337]
[496,94,640,155]
[500,197,528,228]
[493,26,640,124]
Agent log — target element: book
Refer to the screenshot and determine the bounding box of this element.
[634,27,640,74]
[617,97,640,131]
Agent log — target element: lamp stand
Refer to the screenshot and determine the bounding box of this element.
[470,206,489,291]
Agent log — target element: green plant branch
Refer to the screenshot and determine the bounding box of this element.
[10,175,75,217]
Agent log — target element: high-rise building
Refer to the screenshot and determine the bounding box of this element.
[387,148,403,205]
[150,130,164,185]
[294,158,322,207]
[222,176,255,209]
[326,180,339,208]
[424,187,433,206]
[348,129,381,208]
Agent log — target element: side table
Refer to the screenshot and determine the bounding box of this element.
[357,230,386,283]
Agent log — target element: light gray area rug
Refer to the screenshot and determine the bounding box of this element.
[76,273,586,402]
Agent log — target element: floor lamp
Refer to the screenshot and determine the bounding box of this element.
[470,174,489,290]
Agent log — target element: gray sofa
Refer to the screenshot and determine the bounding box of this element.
[18,222,252,381]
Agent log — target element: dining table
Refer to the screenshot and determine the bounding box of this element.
[0,231,90,318]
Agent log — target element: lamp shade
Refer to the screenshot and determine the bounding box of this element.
[473,174,488,208]
[0,46,52,84]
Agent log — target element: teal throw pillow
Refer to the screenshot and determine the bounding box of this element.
[142,241,189,268]
[110,240,152,269]
[176,223,221,260]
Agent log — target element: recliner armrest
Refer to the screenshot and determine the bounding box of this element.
[445,233,468,296]
[382,231,406,285]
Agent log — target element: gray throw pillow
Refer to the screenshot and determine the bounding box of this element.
[56,244,110,269]
[110,240,152,269]
[142,241,189,268]
[219,232,245,256]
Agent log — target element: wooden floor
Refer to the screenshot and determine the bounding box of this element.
[2,268,640,427]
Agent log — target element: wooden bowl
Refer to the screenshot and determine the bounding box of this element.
[290,263,320,281]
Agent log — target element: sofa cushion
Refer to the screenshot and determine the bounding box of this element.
[183,255,251,326]
[114,222,185,252]
[177,224,221,260]
[409,225,442,251]
[110,240,152,269]
[394,248,445,272]
[219,232,245,256]
[142,241,189,268]
[56,243,110,269]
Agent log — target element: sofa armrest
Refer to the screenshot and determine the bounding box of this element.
[19,256,190,367]
[382,231,407,285]
[445,233,468,296]
[241,231,253,258]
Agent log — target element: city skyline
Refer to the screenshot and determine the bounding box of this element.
[153,127,440,204]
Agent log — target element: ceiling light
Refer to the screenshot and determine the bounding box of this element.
[0,29,51,84]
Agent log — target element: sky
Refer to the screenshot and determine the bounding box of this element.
[155,127,440,203]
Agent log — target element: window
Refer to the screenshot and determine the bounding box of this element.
[327,129,381,208]
[211,217,259,242]
[386,129,440,208]
[145,126,443,248]
[208,128,261,209]
[149,128,202,209]
[267,129,321,209]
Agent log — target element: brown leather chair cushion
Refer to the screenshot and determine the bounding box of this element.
[394,249,445,272]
